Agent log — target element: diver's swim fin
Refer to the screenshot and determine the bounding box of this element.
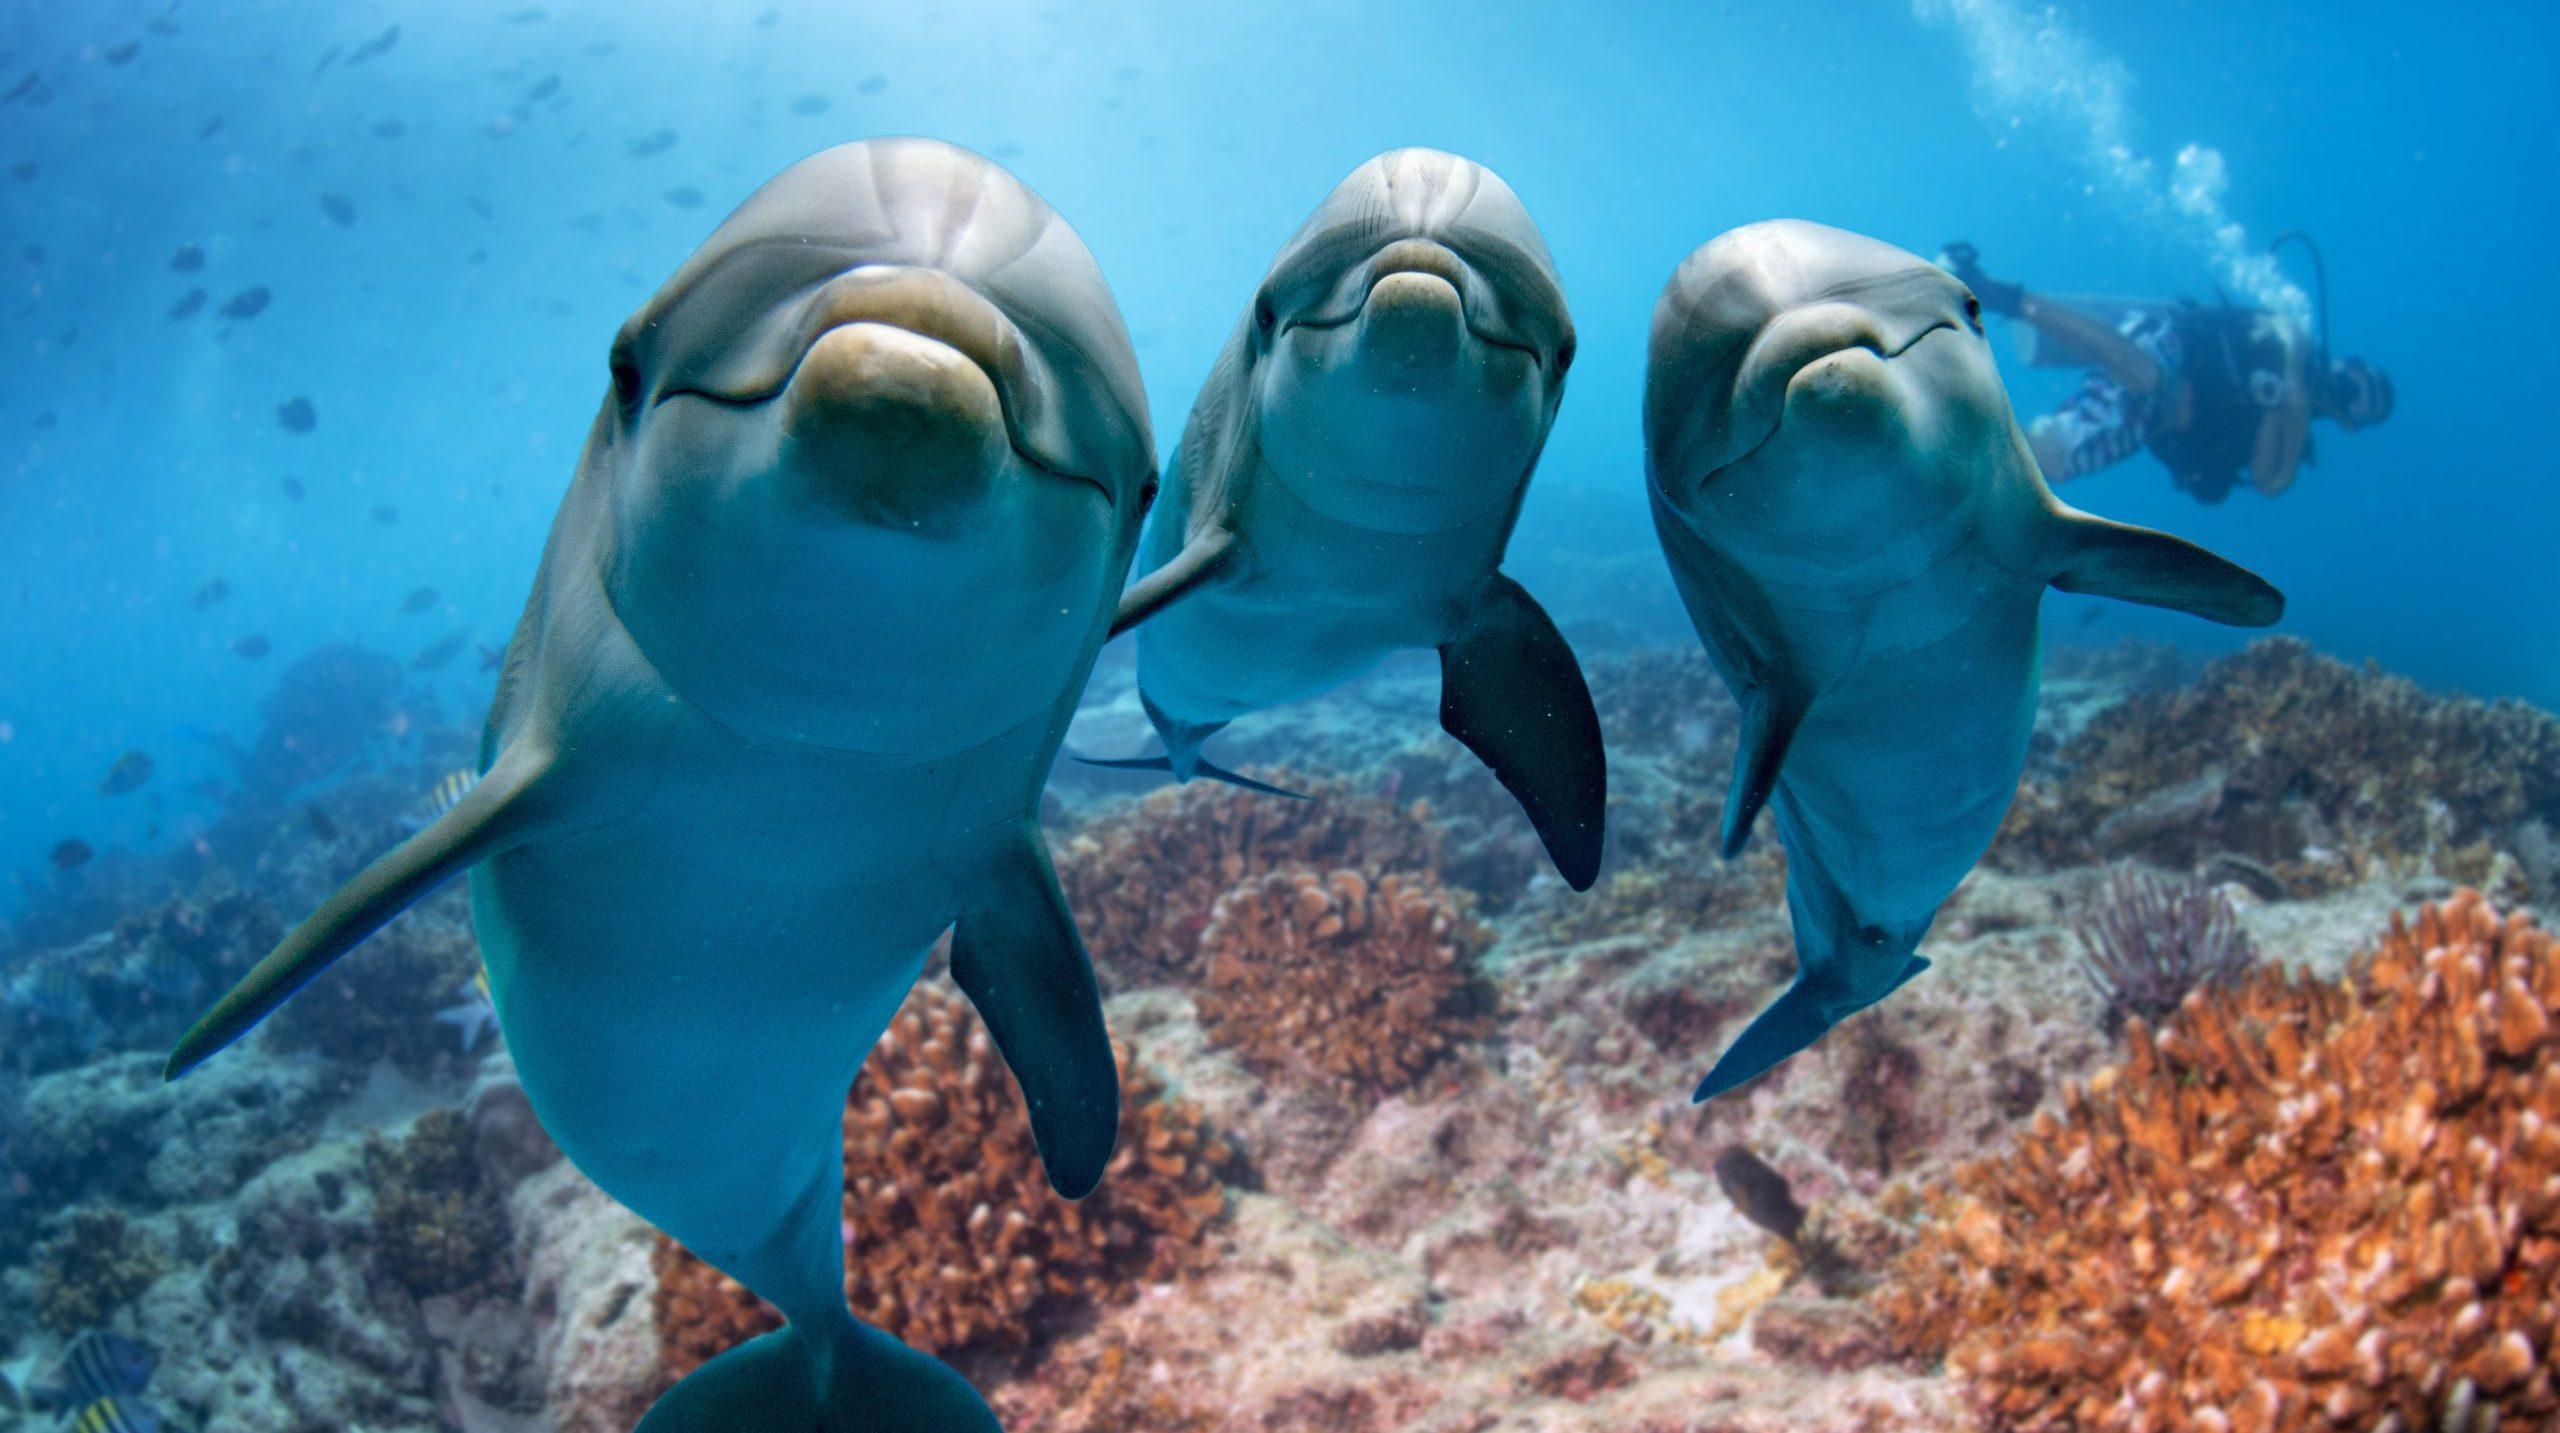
[2047,507,2285,627]
[165,741,554,1081]
[1070,751,1311,801]
[1691,956,1931,1104]
[636,1321,999,1433]
[1439,574,1607,890]
[950,825,1121,1199]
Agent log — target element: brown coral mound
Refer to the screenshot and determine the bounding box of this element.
[1996,637,2560,891]
[654,983,1229,1380]
[1879,890,2560,1430]
[1196,867,1492,1096]
[1053,776,1443,986]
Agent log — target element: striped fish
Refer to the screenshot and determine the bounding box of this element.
[8,966,88,1023]
[424,767,479,821]
[71,1395,162,1433]
[54,1330,155,1407]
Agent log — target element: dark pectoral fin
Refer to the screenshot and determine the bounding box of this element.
[166,742,553,1080]
[1109,526,1236,639]
[1719,690,1805,859]
[1440,574,1607,891]
[948,826,1120,1199]
[2049,508,2285,627]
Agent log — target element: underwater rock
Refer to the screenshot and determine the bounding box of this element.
[464,1052,560,1187]
[510,1163,661,1433]
[1880,889,2560,1427]
[651,981,1228,1373]
[363,1107,507,1298]
[17,1051,330,1213]
[1197,867,1493,1098]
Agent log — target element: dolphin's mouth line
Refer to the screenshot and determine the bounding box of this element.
[1281,269,1545,363]
[1705,319,1964,486]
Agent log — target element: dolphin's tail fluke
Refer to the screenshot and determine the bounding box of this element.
[1070,750,1311,801]
[636,1318,998,1433]
[1692,956,1931,1103]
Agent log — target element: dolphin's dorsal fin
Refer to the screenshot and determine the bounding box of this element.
[1718,687,1805,859]
[2047,507,2285,628]
[1439,574,1607,890]
[947,825,1120,1199]
[166,741,556,1080]
[1108,524,1236,639]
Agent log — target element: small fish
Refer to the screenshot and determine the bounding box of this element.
[478,644,505,674]
[276,397,316,433]
[166,289,205,321]
[23,241,46,262]
[2078,605,2104,627]
[411,632,466,670]
[346,23,401,64]
[372,504,400,526]
[662,185,703,209]
[189,577,230,610]
[281,476,305,501]
[369,118,404,138]
[400,586,439,615]
[169,243,204,272]
[508,6,549,22]
[230,634,271,660]
[11,965,88,1021]
[318,192,355,226]
[197,115,223,139]
[12,163,36,183]
[105,42,141,66]
[754,8,779,26]
[100,750,154,796]
[424,766,478,821]
[134,942,202,1001]
[70,1396,161,1433]
[856,74,888,95]
[789,94,828,116]
[434,967,499,1052]
[4,72,41,104]
[311,43,342,77]
[526,74,560,103]
[625,128,676,158]
[306,804,339,840]
[49,838,93,870]
[1713,1148,1808,1244]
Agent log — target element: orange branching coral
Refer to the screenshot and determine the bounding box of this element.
[1195,867,1491,1095]
[1879,890,2560,1430]
[1053,776,1444,986]
[654,984,1229,1379]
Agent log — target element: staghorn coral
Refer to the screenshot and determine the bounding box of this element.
[1878,890,2560,1430]
[1052,775,1444,987]
[654,982,1228,1378]
[1195,867,1492,1097]
[1995,637,2560,891]
[365,1105,508,1297]
[33,1206,167,1330]
[2073,866,2259,1035]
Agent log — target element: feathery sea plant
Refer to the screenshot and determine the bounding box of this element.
[2073,866,2258,1033]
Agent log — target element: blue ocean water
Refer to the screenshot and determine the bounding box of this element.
[0,0,2551,908]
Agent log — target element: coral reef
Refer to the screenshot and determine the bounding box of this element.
[1997,637,2560,893]
[1052,775,1444,987]
[1879,890,2560,1430]
[365,1107,508,1297]
[263,882,482,1078]
[653,981,1229,1378]
[33,1206,166,1330]
[1196,867,1493,1097]
[2073,866,2259,1034]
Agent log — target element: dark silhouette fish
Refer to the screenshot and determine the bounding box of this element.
[276,397,316,433]
[346,24,399,64]
[11,163,36,182]
[411,632,466,670]
[197,116,222,139]
[306,805,339,840]
[169,244,204,272]
[280,476,305,501]
[311,44,341,77]
[400,586,438,615]
[49,838,93,870]
[318,193,355,226]
[189,577,230,610]
[508,7,549,22]
[478,644,505,674]
[105,41,140,65]
[371,505,400,526]
[230,634,271,659]
[663,185,704,209]
[218,287,270,320]
[790,95,829,115]
[100,751,155,797]
[526,74,560,103]
[1713,1148,1808,1243]
[4,73,41,104]
[2079,605,2104,626]
[369,119,404,138]
[857,74,888,94]
[625,128,676,158]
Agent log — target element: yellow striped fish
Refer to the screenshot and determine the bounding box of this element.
[423,767,478,821]
[73,1396,162,1433]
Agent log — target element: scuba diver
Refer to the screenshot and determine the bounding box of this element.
[1940,238,2393,502]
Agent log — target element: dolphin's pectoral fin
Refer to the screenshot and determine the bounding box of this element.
[948,825,1121,1199]
[1439,575,1608,890]
[1694,981,1834,1103]
[2048,509,2285,627]
[1074,752,1311,800]
[166,741,555,1081]
[1109,525,1236,639]
[1718,690,1805,860]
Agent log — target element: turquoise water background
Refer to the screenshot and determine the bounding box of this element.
[1,0,2551,907]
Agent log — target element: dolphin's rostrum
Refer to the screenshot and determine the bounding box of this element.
[1644,220,2283,1102]
[1094,148,1607,889]
[165,139,1155,1432]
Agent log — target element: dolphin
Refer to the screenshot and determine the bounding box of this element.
[1091,148,1606,888]
[165,139,1155,1432]
[1643,220,2282,1101]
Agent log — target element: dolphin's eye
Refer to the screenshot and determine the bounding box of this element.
[1253,293,1277,338]
[1963,295,1984,333]
[609,343,644,413]
[1139,475,1159,515]
[1555,337,1577,376]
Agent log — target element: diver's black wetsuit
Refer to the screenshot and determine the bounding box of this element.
[2035,300,2291,502]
